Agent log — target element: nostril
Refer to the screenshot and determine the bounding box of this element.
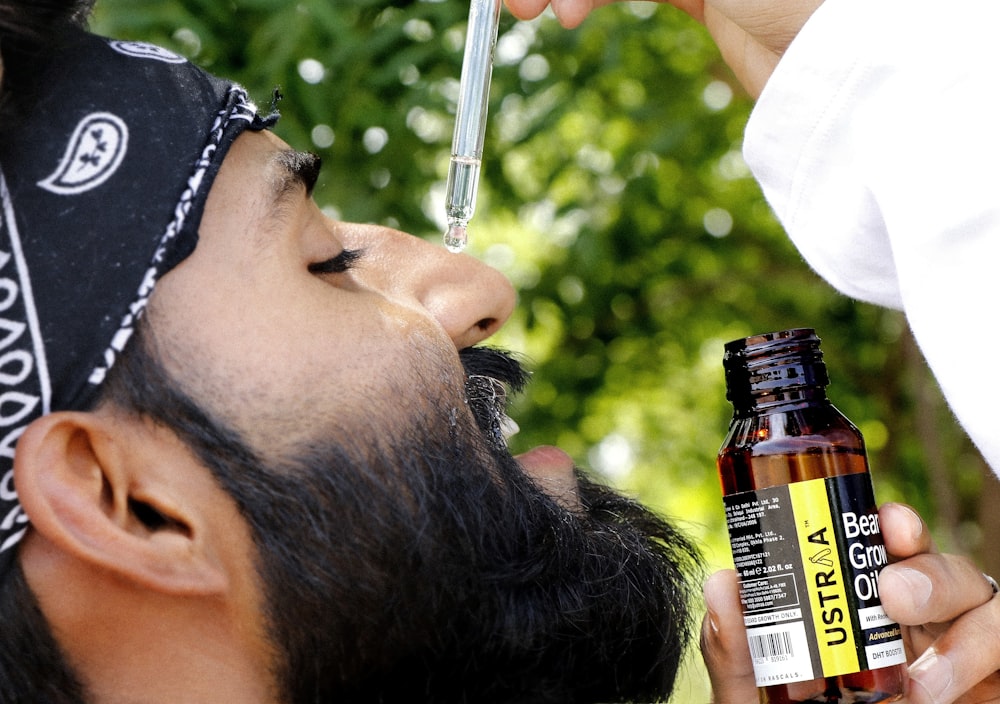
[475,317,496,332]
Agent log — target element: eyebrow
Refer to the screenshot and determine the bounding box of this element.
[258,149,321,228]
[269,149,322,202]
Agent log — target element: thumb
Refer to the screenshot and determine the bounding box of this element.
[701,569,758,703]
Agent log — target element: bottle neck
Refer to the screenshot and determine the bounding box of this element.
[731,385,829,415]
[723,328,831,414]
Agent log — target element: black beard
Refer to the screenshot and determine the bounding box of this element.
[245,348,704,703]
[104,331,703,704]
[252,442,702,704]
[460,346,529,451]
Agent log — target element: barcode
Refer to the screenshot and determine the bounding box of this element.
[749,630,794,660]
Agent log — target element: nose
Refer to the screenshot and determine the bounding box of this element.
[342,223,517,349]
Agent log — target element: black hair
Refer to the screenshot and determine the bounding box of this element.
[0,564,87,704]
[0,0,95,125]
[0,0,92,36]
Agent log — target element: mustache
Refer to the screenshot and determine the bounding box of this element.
[459,347,530,448]
[458,346,530,391]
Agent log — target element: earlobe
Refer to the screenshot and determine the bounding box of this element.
[14,410,229,596]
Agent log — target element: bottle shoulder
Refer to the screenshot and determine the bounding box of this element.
[721,401,864,455]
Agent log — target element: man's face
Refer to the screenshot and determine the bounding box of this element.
[137,129,698,702]
[148,129,522,463]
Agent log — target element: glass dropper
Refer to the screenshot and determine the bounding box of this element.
[443,0,501,253]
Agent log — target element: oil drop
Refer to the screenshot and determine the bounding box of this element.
[444,222,469,253]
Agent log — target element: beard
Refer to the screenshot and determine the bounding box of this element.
[250,348,702,703]
[109,335,703,704]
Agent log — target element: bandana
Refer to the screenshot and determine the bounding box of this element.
[0,28,276,576]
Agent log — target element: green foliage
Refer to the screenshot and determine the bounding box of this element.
[92,0,992,697]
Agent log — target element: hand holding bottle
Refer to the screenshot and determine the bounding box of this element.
[878,503,1000,704]
[702,502,1000,704]
[503,0,824,97]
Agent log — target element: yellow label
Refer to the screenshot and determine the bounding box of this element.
[788,478,859,676]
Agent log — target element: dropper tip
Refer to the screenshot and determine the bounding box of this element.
[444,222,469,253]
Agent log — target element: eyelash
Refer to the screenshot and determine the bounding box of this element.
[308,248,363,275]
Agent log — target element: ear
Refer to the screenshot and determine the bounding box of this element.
[14,411,229,596]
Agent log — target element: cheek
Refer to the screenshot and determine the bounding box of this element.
[156,292,463,456]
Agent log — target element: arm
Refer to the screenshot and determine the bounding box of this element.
[505,0,1000,473]
[742,0,1000,472]
[702,503,1000,704]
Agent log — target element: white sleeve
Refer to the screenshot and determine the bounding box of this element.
[744,0,1000,473]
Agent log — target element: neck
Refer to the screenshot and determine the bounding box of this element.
[21,533,277,704]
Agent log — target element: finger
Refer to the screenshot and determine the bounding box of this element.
[880,554,996,627]
[906,596,1000,704]
[879,502,936,559]
[664,0,705,23]
[700,569,757,703]
[503,0,553,20]
[547,0,603,28]
[701,7,774,98]
[507,0,696,28]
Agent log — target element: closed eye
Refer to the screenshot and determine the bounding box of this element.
[308,248,363,275]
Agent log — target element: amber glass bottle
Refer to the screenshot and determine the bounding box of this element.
[718,329,907,703]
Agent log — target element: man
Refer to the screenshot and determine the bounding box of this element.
[0,2,996,704]
[0,5,706,703]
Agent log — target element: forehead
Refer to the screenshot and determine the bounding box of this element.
[195,130,315,252]
[209,130,301,207]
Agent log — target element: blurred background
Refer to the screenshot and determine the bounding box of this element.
[92,1,997,698]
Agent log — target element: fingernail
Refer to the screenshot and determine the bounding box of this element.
[705,610,720,636]
[895,567,933,609]
[910,648,954,702]
[895,503,924,541]
[702,575,725,635]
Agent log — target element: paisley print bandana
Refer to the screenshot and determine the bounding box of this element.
[0,28,276,575]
